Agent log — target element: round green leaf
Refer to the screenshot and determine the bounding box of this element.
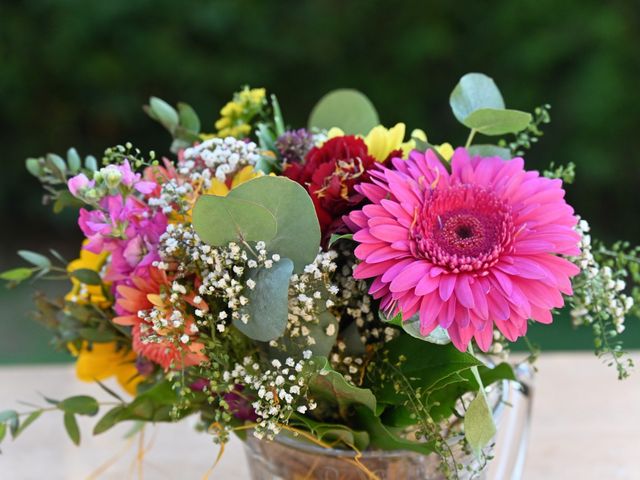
[228,176,321,272]
[463,108,532,136]
[308,89,379,135]
[450,73,505,124]
[235,258,294,342]
[84,155,98,171]
[192,195,277,246]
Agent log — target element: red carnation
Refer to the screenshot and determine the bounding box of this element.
[284,135,382,242]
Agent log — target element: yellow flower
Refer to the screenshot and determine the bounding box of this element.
[65,244,110,308]
[213,87,266,138]
[325,125,453,162]
[206,165,262,196]
[72,341,141,396]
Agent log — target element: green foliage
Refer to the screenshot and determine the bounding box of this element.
[308,89,379,135]
[463,108,532,136]
[192,195,278,246]
[144,97,201,152]
[308,358,377,418]
[290,413,370,451]
[193,176,320,273]
[63,412,80,445]
[69,269,102,285]
[450,73,505,123]
[464,393,495,457]
[223,176,321,272]
[380,312,451,345]
[58,395,100,416]
[235,259,294,342]
[450,73,532,144]
[467,144,512,159]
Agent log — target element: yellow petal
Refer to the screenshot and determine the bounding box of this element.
[387,123,406,149]
[231,166,260,188]
[75,342,119,381]
[437,143,454,161]
[326,127,345,140]
[207,179,230,197]
[115,362,142,396]
[410,128,428,142]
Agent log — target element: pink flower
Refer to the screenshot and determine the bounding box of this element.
[78,194,167,281]
[119,160,157,194]
[347,148,581,352]
[68,173,94,197]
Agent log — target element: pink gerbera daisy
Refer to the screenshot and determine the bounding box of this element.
[346,147,581,352]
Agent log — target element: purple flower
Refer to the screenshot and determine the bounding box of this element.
[224,385,258,422]
[276,129,315,165]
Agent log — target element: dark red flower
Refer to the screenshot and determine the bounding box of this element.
[284,135,380,242]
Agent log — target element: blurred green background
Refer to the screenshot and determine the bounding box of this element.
[1,0,639,363]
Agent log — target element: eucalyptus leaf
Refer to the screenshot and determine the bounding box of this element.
[309,89,379,135]
[0,267,33,282]
[149,97,179,132]
[63,412,80,445]
[235,259,294,342]
[192,195,277,246]
[177,102,200,133]
[66,148,81,173]
[84,155,98,171]
[464,392,496,457]
[17,250,51,269]
[463,108,532,136]
[46,153,67,176]
[70,268,102,285]
[58,395,99,416]
[450,73,505,124]
[14,410,42,438]
[25,158,42,177]
[227,176,321,272]
[0,423,6,443]
[468,144,512,159]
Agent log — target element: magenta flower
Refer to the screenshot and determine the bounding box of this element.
[78,194,167,281]
[347,148,581,352]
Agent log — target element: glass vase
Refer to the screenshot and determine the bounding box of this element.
[243,364,533,480]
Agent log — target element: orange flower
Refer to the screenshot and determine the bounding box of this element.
[114,267,207,370]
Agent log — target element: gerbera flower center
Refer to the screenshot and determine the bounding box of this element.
[410,184,515,273]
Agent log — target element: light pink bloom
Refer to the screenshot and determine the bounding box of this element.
[68,173,94,197]
[347,148,581,352]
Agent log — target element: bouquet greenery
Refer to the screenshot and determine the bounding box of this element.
[1,74,637,478]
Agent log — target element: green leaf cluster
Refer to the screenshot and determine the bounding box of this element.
[144,97,202,153]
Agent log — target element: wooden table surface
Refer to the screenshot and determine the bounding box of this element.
[0,352,638,480]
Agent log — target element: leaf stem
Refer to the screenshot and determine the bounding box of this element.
[464,129,477,149]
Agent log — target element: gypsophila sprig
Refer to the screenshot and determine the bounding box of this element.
[568,219,635,378]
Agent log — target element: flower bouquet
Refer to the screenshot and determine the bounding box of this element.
[1,74,638,479]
